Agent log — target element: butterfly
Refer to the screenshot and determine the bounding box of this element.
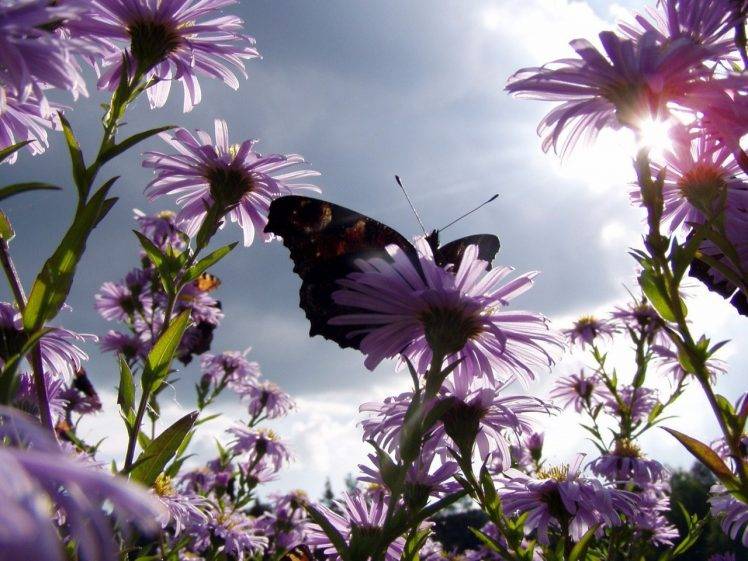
[279,545,313,561]
[264,195,500,351]
[194,272,222,292]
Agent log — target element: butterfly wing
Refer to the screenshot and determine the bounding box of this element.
[194,272,221,292]
[280,545,313,561]
[435,234,500,269]
[265,195,420,349]
[689,254,747,316]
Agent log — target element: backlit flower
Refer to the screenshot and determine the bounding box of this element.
[601,385,659,424]
[143,119,320,245]
[0,88,56,164]
[242,380,295,419]
[69,0,259,112]
[590,439,665,484]
[228,426,291,470]
[564,315,617,348]
[506,31,712,155]
[710,484,748,546]
[550,369,600,412]
[331,240,561,385]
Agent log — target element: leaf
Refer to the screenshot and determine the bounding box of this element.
[0,182,61,202]
[568,524,599,561]
[662,427,736,485]
[140,310,191,393]
[0,211,14,241]
[401,528,431,561]
[23,179,118,331]
[117,355,135,415]
[130,411,198,486]
[184,242,238,282]
[58,113,87,194]
[639,269,677,322]
[305,503,350,561]
[0,140,32,163]
[100,126,174,164]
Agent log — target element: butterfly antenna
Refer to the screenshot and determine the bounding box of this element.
[395,175,428,236]
[439,194,499,232]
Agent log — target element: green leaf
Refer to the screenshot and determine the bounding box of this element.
[57,113,87,194]
[306,503,350,561]
[401,528,431,561]
[23,179,118,331]
[140,310,191,393]
[117,355,136,415]
[134,231,175,292]
[568,524,598,561]
[0,140,32,163]
[0,211,14,241]
[184,242,238,283]
[0,182,61,202]
[662,427,736,485]
[100,126,174,164]
[639,270,677,322]
[130,411,198,486]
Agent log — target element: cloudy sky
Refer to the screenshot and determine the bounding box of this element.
[2,0,746,498]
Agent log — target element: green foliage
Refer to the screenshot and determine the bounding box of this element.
[130,411,198,486]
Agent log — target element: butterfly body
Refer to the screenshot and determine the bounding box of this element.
[265,195,500,351]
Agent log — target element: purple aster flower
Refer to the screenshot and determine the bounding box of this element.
[0,302,94,378]
[95,277,152,321]
[239,457,279,486]
[200,349,260,391]
[710,483,748,546]
[134,209,188,251]
[143,119,320,245]
[360,391,416,455]
[601,385,659,424]
[618,0,737,55]
[631,481,679,546]
[13,370,66,418]
[563,315,617,348]
[0,0,88,101]
[631,127,748,232]
[227,426,291,470]
[69,0,259,112]
[358,441,460,505]
[497,455,636,544]
[255,491,310,551]
[610,301,666,342]
[696,90,748,168]
[0,407,165,561]
[242,380,295,419]
[194,510,268,560]
[331,240,562,386]
[100,329,148,360]
[505,31,713,155]
[550,369,600,412]
[438,376,553,467]
[0,87,57,163]
[153,473,210,536]
[652,342,727,383]
[589,439,665,484]
[174,282,223,325]
[307,492,405,561]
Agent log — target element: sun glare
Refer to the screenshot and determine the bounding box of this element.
[637,118,674,157]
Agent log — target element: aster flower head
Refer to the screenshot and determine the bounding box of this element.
[631,126,748,231]
[602,385,659,424]
[0,302,94,378]
[564,315,617,348]
[0,87,57,164]
[0,0,88,102]
[631,481,679,545]
[209,511,269,561]
[227,426,291,470]
[307,492,405,561]
[242,380,295,419]
[153,473,210,536]
[710,483,748,546]
[331,240,562,386]
[589,439,666,484]
[610,301,665,341]
[95,276,153,322]
[0,407,165,561]
[359,391,416,455]
[652,342,727,383]
[69,0,259,112]
[174,282,223,324]
[618,0,737,55]
[550,369,600,412]
[134,209,188,251]
[143,119,320,246]
[100,329,148,360]
[497,454,636,544]
[506,30,712,155]
[200,348,260,390]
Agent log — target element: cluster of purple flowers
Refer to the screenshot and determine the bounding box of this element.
[96,211,224,364]
[1,0,258,164]
[507,0,748,313]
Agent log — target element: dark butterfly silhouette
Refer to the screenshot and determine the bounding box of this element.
[689,250,747,316]
[264,195,500,351]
